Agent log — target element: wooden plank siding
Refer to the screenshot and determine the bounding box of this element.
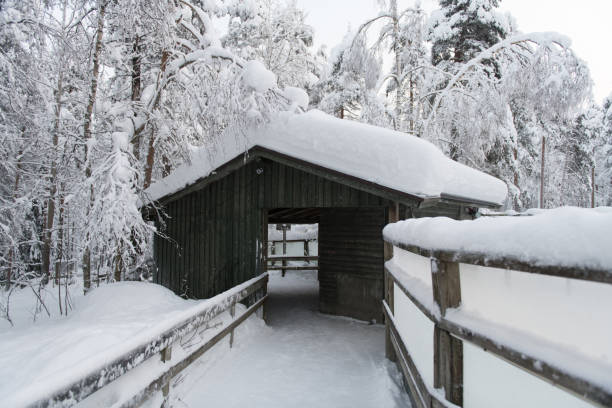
[153,154,469,319]
[319,208,386,322]
[154,158,391,300]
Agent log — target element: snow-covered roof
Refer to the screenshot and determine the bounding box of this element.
[383,206,612,272]
[146,110,507,206]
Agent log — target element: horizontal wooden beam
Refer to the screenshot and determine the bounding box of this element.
[386,265,438,323]
[266,266,319,271]
[268,239,317,243]
[386,240,612,285]
[267,256,319,262]
[384,301,447,408]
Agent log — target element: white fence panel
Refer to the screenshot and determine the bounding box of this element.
[394,284,435,389]
[463,342,595,408]
[460,263,612,363]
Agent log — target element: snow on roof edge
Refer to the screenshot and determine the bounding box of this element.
[144,110,508,206]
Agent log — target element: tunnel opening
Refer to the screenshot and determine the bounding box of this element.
[266,207,385,323]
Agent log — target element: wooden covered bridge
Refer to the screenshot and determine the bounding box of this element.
[20,111,610,408]
[144,110,506,323]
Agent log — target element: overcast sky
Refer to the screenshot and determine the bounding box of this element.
[295,0,612,103]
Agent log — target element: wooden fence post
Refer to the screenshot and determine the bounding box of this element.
[384,201,399,361]
[161,345,173,406]
[431,258,463,406]
[229,303,236,348]
[282,227,287,277]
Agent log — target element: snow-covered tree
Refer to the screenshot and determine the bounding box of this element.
[429,0,510,69]
[351,0,429,132]
[224,0,317,89]
[0,0,293,322]
[596,95,612,206]
[423,32,591,209]
[313,29,388,126]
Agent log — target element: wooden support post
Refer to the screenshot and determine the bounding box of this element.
[431,258,463,406]
[161,345,172,405]
[229,303,236,348]
[282,227,287,277]
[384,201,399,361]
[262,296,268,323]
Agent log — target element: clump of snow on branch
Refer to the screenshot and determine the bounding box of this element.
[242,60,278,93]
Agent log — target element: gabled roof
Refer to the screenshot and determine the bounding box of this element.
[145,110,507,208]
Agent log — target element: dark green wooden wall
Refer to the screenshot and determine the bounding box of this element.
[153,154,469,320]
[154,160,264,298]
[154,157,391,300]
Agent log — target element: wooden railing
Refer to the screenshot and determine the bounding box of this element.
[383,238,612,408]
[26,274,268,408]
[267,236,318,276]
[266,255,319,275]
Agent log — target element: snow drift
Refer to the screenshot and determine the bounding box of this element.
[0,281,238,407]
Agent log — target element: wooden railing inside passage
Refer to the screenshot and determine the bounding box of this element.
[27,273,269,408]
[383,238,612,408]
[266,255,319,273]
[267,237,318,276]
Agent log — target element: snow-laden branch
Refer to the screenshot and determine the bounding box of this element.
[424,32,572,139]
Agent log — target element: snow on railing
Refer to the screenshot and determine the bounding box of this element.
[25,274,268,408]
[382,212,612,408]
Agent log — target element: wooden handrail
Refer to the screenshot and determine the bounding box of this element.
[267,266,318,271]
[27,274,268,408]
[266,256,318,262]
[268,238,317,243]
[385,239,612,285]
[122,295,268,407]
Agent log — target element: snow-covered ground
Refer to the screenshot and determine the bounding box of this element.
[0,272,410,407]
[0,281,231,407]
[0,279,85,331]
[172,270,411,408]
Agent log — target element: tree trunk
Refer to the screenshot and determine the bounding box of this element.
[55,189,65,315]
[113,246,123,282]
[82,0,107,293]
[7,145,24,288]
[513,147,519,187]
[143,50,170,189]
[42,68,65,285]
[131,37,142,160]
[540,135,546,208]
[391,0,401,131]
[409,75,415,134]
[591,166,596,208]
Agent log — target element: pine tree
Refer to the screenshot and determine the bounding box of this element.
[429,0,509,68]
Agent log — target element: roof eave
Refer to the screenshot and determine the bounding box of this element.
[143,145,426,209]
[419,193,503,210]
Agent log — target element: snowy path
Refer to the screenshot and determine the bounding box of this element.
[173,271,411,408]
